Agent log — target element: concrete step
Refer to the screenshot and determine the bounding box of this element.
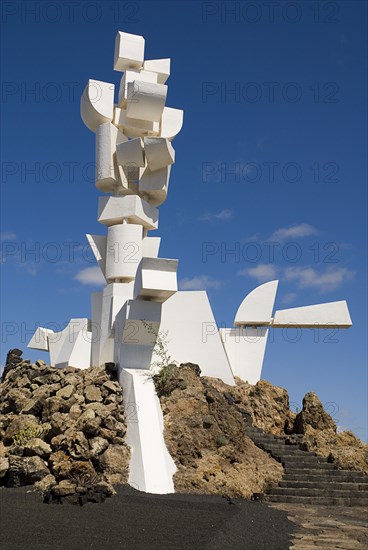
[284,471,367,482]
[265,494,368,505]
[267,487,367,498]
[283,462,334,474]
[279,480,368,490]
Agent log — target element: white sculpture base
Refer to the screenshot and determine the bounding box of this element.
[119,368,176,494]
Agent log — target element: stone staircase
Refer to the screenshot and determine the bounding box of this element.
[245,425,368,506]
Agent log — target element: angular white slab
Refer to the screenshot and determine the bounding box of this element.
[139,165,171,206]
[56,329,92,370]
[143,59,171,84]
[126,81,167,123]
[80,80,115,132]
[45,319,90,367]
[28,327,53,351]
[115,300,162,369]
[159,291,235,385]
[91,282,134,367]
[98,195,158,230]
[105,224,143,282]
[96,122,127,192]
[116,137,145,168]
[120,368,176,494]
[272,301,352,328]
[144,137,175,172]
[86,234,107,279]
[118,69,158,107]
[220,327,269,384]
[235,280,279,326]
[160,107,184,141]
[142,236,161,258]
[114,31,145,71]
[134,257,178,302]
[114,107,160,138]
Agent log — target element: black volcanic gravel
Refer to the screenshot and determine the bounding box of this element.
[0,485,294,549]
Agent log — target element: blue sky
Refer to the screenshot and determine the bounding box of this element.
[1,1,367,439]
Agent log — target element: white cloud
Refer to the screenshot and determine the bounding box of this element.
[281,292,297,305]
[284,266,354,293]
[179,275,222,290]
[74,266,105,286]
[199,209,234,222]
[0,232,16,242]
[237,264,278,282]
[269,223,319,242]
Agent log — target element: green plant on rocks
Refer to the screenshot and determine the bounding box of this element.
[13,426,44,446]
[215,435,229,448]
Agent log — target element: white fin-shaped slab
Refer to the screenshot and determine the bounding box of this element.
[272,301,352,328]
[160,107,183,141]
[86,234,107,279]
[235,280,279,326]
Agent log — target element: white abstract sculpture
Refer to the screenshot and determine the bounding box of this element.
[28,30,352,495]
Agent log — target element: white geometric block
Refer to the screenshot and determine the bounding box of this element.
[272,301,352,328]
[220,327,269,385]
[80,80,115,132]
[134,258,178,302]
[105,224,143,282]
[86,234,107,279]
[160,107,184,141]
[118,70,158,107]
[144,137,175,172]
[114,31,145,72]
[160,291,235,386]
[116,137,145,168]
[46,319,90,368]
[91,282,134,367]
[28,327,53,351]
[142,236,161,258]
[126,81,167,123]
[120,368,176,494]
[98,195,158,230]
[56,329,92,370]
[96,122,128,192]
[139,165,171,206]
[143,59,171,84]
[114,107,160,138]
[234,280,279,326]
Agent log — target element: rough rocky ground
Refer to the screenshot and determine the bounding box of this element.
[154,363,283,498]
[272,503,368,549]
[0,350,130,502]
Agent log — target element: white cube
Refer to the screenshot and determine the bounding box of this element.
[98,195,158,230]
[143,59,171,84]
[118,70,158,107]
[114,107,160,138]
[144,137,175,172]
[116,137,145,168]
[139,165,171,206]
[114,31,145,72]
[126,81,167,122]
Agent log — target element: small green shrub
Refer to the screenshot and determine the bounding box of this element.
[215,435,229,448]
[13,425,44,446]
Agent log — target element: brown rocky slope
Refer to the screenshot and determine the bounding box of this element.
[153,364,368,497]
